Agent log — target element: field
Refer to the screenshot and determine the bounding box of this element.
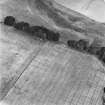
[0,24,105,105]
[1,0,105,105]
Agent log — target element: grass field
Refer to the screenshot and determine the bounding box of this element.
[0,25,105,105]
[1,0,105,105]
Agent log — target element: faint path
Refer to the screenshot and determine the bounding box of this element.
[0,41,45,101]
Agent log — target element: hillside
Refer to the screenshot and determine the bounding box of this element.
[0,0,105,105]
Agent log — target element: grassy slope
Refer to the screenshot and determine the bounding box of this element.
[0,0,105,105]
